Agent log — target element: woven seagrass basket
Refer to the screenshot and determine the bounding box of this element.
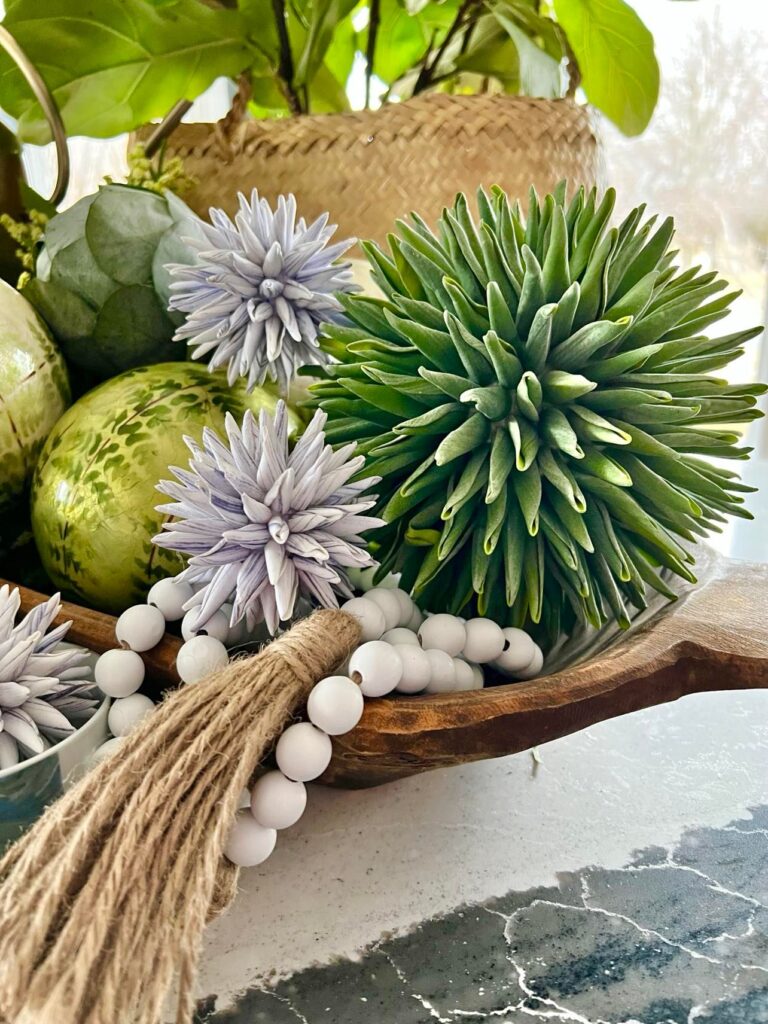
[144,92,599,243]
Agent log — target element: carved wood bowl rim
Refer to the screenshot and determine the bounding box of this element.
[4,545,767,790]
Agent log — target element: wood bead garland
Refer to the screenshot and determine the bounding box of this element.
[307,675,365,734]
[349,641,403,697]
[115,603,166,652]
[94,648,145,697]
[418,614,467,657]
[107,693,154,736]
[91,577,544,872]
[147,578,194,621]
[224,811,277,868]
[275,722,333,782]
[250,772,307,830]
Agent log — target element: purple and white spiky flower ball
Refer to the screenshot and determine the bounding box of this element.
[0,586,97,769]
[153,401,383,635]
[168,190,358,393]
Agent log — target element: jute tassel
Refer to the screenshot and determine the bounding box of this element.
[0,608,360,1024]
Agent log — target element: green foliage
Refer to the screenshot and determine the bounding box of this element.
[307,185,765,644]
[0,208,48,285]
[0,0,661,138]
[106,143,197,197]
[553,0,659,136]
[23,184,204,380]
[0,0,254,144]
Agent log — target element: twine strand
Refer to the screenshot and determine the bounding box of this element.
[0,609,360,1024]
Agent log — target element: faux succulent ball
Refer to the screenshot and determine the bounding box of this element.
[309,184,765,644]
[26,184,204,380]
[168,191,358,394]
[152,401,383,635]
[0,585,97,769]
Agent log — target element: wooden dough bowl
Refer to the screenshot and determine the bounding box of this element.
[6,547,768,790]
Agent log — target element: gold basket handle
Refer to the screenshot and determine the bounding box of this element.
[0,24,69,206]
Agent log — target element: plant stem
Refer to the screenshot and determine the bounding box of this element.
[562,34,581,97]
[413,0,476,95]
[365,0,381,109]
[271,0,303,114]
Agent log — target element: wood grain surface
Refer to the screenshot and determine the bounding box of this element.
[5,546,768,790]
[1,579,182,698]
[323,547,768,787]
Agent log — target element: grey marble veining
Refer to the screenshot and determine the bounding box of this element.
[200,805,768,1023]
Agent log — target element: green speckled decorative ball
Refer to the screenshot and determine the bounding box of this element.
[30,362,299,613]
[0,279,70,507]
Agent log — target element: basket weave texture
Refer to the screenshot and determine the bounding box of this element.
[150,93,599,244]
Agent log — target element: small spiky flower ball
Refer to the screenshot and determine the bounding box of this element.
[168,191,358,393]
[308,184,764,643]
[153,402,383,634]
[0,585,96,769]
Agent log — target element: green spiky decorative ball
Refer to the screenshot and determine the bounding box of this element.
[308,184,765,644]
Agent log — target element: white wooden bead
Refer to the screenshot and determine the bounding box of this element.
[418,614,467,657]
[388,588,415,627]
[407,605,424,631]
[349,640,402,697]
[462,618,506,663]
[176,635,229,684]
[453,658,477,691]
[382,627,420,646]
[424,649,457,693]
[394,644,432,694]
[107,693,155,736]
[224,810,277,867]
[307,675,364,735]
[493,627,537,674]
[341,597,386,642]
[146,578,194,622]
[363,588,402,631]
[238,788,252,809]
[275,722,333,782]
[470,663,485,689]
[115,604,166,652]
[181,607,230,643]
[513,645,544,680]
[250,771,307,830]
[94,649,145,698]
[89,736,124,766]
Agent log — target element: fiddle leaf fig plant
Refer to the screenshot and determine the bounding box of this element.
[0,0,662,139]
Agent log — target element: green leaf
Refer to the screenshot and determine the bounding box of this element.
[374,0,447,83]
[435,414,490,466]
[551,317,631,372]
[486,427,516,502]
[492,7,562,97]
[512,463,542,535]
[295,0,360,88]
[541,369,596,403]
[0,0,255,142]
[553,0,659,136]
[540,407,584,459]
[23,277,96,344]
[508,415,540,470]
[90,284,177,376]
[455,24,520,87]
[239,0,280,61]
[442,450,489,517]
[86,186,173,285]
